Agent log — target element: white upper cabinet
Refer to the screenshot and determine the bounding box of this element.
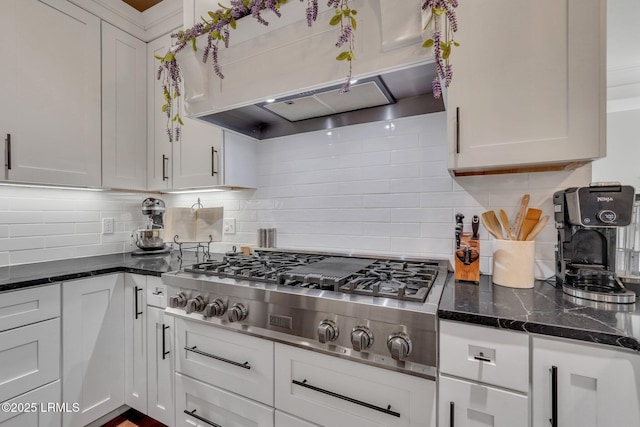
[0,0,101,187]
[102,22,147,190]
[148,32,257,190]
[447,0,606,175]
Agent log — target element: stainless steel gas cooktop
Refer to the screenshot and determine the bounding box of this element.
[163,249,451,379]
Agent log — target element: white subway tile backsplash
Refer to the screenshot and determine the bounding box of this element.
[10,224,75,238]
[0,237,45,251]
[0,211,44,224]
[390,208,452,223]
[363,223,420,238]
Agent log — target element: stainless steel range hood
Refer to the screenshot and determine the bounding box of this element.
[195,62,444,140]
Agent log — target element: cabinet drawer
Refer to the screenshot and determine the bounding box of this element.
[275,410,320,427]
[0,318,60,403]
[275,343,435,427]
[438,376,528,427]
[0,285,60,332]
[439,320,529,392]
[0,380,61,427]
[175,318,274,405]
[175,373,274,427]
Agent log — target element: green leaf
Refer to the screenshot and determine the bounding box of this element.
[442,44,451,60]
[350,16,357,30]
[422,39,434,48]
[433,7,445,15]
[154,54,165,61]
[172,114,179,122]
[163,90,171,103]
[336,51,350,61]
[210,31,220,39]
[178,117,184,126]
[453,41,460,47]
[192,38,197,51]
[343,9,350,16]
[161,104,168,113]
[351,10,357,15]
[330,15,341,26]
[230,17,237,30]
[165,53,175,62]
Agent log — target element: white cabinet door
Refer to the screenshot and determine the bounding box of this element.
[438,376,528,427]
[532,336,640,427]
[223,131,258,189]
[0,318,60,403]
[62,275,125,427]
[102,22,147,190]
[447,0,605,174]
[124,274,147,414]
[0,0,101,187]
[275,343,435,427]
[147,306,174,426]
[175,373,274,427]
[0,380,61,427]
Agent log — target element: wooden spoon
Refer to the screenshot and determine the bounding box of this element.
[481,211,505,240]
[512,194,530,240]
[525,215,549,241]
[499,209,514,240]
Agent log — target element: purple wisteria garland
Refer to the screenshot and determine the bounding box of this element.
[157,0,457,142]
[421,0,459,98]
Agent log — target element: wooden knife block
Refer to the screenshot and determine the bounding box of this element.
[455,233,480,283]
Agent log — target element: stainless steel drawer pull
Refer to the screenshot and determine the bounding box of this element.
[184,409,221,427]
[184,346,251,369]
[292,379,400,418]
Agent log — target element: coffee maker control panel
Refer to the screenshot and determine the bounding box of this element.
[564,184,635,227]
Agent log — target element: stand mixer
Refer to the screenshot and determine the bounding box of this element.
[132,198,171,256]
[554,183,636,304]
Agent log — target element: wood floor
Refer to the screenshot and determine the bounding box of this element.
[101,409,166,427]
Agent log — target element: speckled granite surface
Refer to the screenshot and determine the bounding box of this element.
[438,275,640,352]
[0,251,199,293]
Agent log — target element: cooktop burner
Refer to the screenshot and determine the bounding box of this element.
[184,250,441,302]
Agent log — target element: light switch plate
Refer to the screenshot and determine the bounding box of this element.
[223,218,236,234]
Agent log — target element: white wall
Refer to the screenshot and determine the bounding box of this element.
[170,113,592,278]
[0,186,147,266]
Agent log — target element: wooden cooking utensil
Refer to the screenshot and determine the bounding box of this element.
[521,208,543,240]
[512,194,530,240]
[525,215,549,241]
[499,209,514,240]
[481,211,504,240]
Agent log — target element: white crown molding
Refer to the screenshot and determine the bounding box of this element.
[68,0,182,42]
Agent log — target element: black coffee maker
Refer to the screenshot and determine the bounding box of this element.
[554,182,636,304]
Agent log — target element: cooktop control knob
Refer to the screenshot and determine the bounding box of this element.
[204,299,226,317]
[317,320,339,344]
[185,295,207,314]
[168,292,188,308]
[351,326,374,351]
[387,332,412,361]
[228,303,248,322]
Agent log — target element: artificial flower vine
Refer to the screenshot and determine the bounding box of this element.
[157,0,458,142]
[421,0,459,98]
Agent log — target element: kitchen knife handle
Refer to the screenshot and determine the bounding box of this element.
[450,401,455,427]
[162,155,168,181]
[5,133,11,170]
[472,215,479,239]
[211,147,218,176]
[162,324,170,360]
[455,107,460,154]
[550,366,558,427]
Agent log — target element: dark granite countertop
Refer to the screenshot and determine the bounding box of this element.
[0,251,201,293]
[438,275,640,353]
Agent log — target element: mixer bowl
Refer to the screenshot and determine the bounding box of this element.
[133,228,166,250]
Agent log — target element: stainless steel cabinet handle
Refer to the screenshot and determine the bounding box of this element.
[162,155,168,181]
[5,133,11,170]
[184,409,221,427]
[292,379,400,418]
[162,324,170,360]
[184,345,250,369]
[550,366,558,427]
[455,107,460,154]
[211,147,218,176]
[134,286,143,319]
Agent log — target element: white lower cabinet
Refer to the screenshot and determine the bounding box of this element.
[175,318,274,406]
[438,376,528,427]
[62,274,125,427]
[275,410,320,427]
[532,336,640,427]
[124,274,148,413]
[274,343,435,427]
[175,374,274,427]
[147,306,174,426]
[0,380,61,427]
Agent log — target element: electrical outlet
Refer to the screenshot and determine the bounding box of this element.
[102,218,114,234]
[223,218,236,234]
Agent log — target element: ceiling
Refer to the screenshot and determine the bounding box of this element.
[122,0,163,12]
